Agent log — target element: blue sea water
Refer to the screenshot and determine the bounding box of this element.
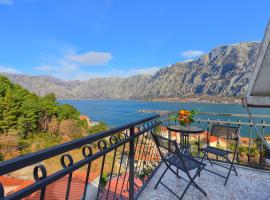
[58,99,270,137]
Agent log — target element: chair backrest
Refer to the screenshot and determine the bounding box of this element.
[210,124,239,141]
[152,133,178,155]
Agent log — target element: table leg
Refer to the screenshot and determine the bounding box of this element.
[168,130,171,153]
[197,134,200,157]
[186,134,189,155]
[184,134,192,156]
[180,133,184,153]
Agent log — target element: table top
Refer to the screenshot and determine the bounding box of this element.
[166,124,204,134]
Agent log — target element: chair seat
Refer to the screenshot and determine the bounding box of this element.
[165,154,203,171]
[200,146,232,157]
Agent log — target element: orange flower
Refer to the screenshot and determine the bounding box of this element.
[179,110,185,115]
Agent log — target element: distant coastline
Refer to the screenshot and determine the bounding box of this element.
[58,95,242,105]
[146,96,242,105]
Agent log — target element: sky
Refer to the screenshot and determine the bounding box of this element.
[0,0,269,80]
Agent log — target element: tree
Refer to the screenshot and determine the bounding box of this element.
[0,75,88,156]
[88,122,108,135]
[58,119,87,139]
[0,90,21,134]
[0,76,12,97]
[48,116,59,136]
[17,94,40,138]
[39,93,58,131]
[57,104,80,120]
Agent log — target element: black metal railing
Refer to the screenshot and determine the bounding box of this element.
[161,112,270,169]
[0,115,162,200]
[1,112,270,200]
[194,117,270,169]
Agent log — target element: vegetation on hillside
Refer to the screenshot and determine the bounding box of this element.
[88,122,108,135]
[0,75,93,160]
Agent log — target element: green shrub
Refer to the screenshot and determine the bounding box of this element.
[88,122,108,135]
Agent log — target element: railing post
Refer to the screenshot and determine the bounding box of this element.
[248,119,253,164]
[0,182,4,200]
[227,119,230,150]
[197,119,201,157]
[217,118,219,161]
[237,119,241,163]
[129,127,135,200]
[259,121,266,166]
[207,118,210,146]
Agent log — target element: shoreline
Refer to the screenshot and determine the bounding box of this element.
[58,96,242,105]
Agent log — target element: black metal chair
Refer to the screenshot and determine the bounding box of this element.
[152,133,207,199]
[199,124,239,186]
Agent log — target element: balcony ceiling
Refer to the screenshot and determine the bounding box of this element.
[246,19,270,107]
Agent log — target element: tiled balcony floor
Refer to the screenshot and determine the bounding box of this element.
[138,161,270,200]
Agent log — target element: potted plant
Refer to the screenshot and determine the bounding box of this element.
[169,109,197,127]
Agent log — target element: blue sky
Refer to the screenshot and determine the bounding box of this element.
[0,0,269,80]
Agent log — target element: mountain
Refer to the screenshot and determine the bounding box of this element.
[0,41,260,100]
[140,41,260,98]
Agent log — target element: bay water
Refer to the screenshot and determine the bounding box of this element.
[59,99,270,137]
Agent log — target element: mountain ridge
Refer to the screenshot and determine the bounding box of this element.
[0,41,260,100]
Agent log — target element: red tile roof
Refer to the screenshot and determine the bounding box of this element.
[240,137,250,144]
[79,115,90,121]
[99,173,143,200]
[209,136,218,143]
[0,176,33,196]
[25,175,86,200]
[1,171,99,200]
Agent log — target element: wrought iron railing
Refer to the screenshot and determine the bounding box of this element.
[1,112,270,200]
[162,112,270,169]
[0,115,162,200]
[194,117,270,169]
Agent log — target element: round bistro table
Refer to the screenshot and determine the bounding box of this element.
[166,124,204,156]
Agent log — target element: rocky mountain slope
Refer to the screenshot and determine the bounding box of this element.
[1,41,260,99]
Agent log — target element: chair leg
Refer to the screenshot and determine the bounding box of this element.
[154,164,170,189]
[180,167,207,199]
[179,181,192,199]
[190,166,207,196]
[191,180,207,196]
[232,164,238,176]
[224,157,238,186]
[201,151,213,167]
[195,167,201,177]
[167,165,182,179]
[224,165,233,186]
[224,155,238,175]
[200,152,206,163]
[157,164,206,199]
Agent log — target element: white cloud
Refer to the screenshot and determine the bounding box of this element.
[66,51,113,66]
[181,50,204,59]
[35,41,159,80]
[35,49,113,80]
[0,0,14,5]
[0,65,20,74]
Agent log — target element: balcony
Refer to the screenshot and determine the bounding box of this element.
[0,113,270,200]
[139,160,270,199]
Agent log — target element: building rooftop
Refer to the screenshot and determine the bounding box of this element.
[0,171,100,200]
